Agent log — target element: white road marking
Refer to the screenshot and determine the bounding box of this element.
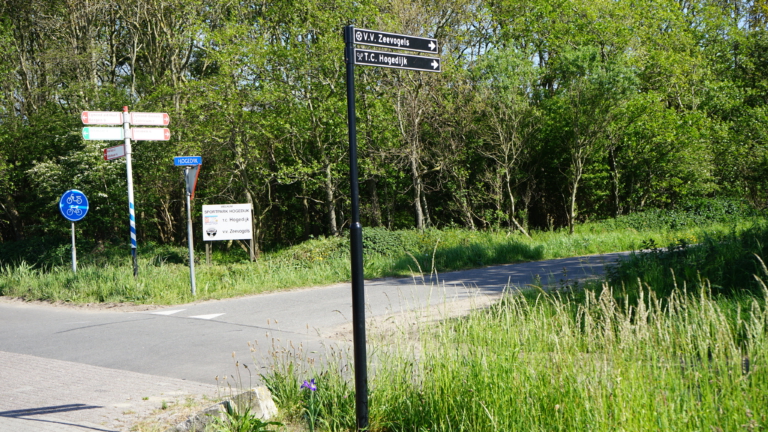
[189,313,225,320]
[151,309,186,316]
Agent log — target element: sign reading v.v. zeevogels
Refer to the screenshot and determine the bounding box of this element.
[353,49,441,72]
[353,28,438,54]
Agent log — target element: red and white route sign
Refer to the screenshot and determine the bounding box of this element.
[130,112,170,126]
[131,128,171,141]
[81,111,122,125]
[103,144,126,160]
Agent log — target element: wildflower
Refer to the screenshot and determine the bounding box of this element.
[301,378,317,391]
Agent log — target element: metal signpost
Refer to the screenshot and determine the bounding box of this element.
[175,156,202,295]
[344,24,441,431]
[82,108,171,277]
[59,190,89,273]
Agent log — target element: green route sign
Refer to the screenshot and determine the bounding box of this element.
[82,127,124,141]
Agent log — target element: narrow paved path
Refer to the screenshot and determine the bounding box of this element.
[0,252,627,431]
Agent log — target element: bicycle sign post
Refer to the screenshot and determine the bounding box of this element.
[59,190,89,273]
[81,107,172,278]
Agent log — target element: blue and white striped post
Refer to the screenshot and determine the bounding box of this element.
[123,106,139,277]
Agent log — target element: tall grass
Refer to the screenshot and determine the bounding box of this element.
[609,222,768,298]
[0,217,760,305]
[263,282,768,431]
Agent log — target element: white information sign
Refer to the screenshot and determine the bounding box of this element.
[202,204,252,241]
[103,144,126,160]
[131,112,170,126]
[81,111,123,125]
[131,128,171,141]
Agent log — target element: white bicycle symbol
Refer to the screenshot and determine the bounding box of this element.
[66,207,83,216]
[66,195,83,205]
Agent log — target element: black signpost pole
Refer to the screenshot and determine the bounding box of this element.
[344,24,369,431]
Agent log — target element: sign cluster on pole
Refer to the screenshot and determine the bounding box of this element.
[343,25,441,431]
[81,107,172,276]
[351,28,441,72]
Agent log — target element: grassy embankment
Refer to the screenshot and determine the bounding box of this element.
[259,222,768,431]
[0,204,763,305]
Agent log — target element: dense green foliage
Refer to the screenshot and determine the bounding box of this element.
[2,0,768,251]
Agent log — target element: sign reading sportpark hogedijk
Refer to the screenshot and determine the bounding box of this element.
[202,204,252,241]
[354,49,441,72]
[353,28,438,54]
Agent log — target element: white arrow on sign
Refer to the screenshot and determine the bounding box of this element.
[130,112,170,126]
[103,144,126,160]
[82,127,124,140]
[428,41,436,51]
[131,128,171,141]
[81,111,123,125]
[431,60,439,69]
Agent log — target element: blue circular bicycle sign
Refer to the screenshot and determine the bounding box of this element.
[59,190,89,222]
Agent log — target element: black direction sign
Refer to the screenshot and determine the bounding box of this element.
[354,49,441,73]
[354,28,438,54]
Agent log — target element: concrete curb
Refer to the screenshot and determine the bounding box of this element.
[165,386,278,432]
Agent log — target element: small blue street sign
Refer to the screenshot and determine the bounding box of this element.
[174,156,202,166]
[59,190,89,222]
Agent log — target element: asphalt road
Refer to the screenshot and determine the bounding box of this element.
[0,252,628,385]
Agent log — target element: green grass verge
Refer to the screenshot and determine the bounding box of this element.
[262,284,768,431]
[257,215,768,431]
[0,215,762,305]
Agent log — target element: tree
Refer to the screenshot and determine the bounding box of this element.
[542,46,637,233]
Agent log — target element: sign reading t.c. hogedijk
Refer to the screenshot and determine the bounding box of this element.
[202,204,252,241]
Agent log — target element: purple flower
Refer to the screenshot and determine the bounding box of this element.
[301,378,317,391]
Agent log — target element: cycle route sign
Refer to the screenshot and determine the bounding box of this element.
[59,190,89,222]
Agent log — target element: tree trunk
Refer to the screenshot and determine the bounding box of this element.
[608,146,621,218]
[367,177,382,227]
[568,171,582,235]
[302,182,311,238]
[421,193,432,228]
[243,188,259,261]
[505,172,531,238]
[0,196,23,241]
[325,162,338,236]
[461,194,475,230]
[410,151,424,230]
